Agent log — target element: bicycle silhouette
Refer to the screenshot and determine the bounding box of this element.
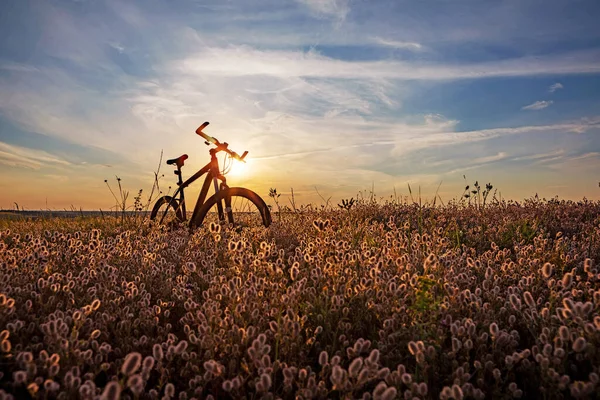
[150,122,271,229]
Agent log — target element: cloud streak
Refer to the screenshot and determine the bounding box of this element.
[295,0,350,23]
[0,142,71,170]
[173,47,600,80]
[522,100,554,110]
[548,82,564,92]
[371,37,423,50]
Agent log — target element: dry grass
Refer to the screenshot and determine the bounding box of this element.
[0,197,599,399]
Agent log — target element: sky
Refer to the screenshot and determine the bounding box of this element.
[1,0,600,210]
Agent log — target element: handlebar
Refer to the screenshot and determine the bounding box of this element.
[195,122,248,162]
[196,121,216,144]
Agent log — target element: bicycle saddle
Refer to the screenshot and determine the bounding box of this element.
[166,154,188,168]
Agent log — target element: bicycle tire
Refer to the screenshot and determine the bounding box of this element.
[150,196,184,227]
[192,187,271,229]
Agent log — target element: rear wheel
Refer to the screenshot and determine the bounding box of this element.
[192,187,271,229]
[150,196,184,228]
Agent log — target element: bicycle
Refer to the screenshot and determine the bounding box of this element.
[150,122,272,229]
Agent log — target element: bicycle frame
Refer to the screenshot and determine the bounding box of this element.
[161,148,228,227]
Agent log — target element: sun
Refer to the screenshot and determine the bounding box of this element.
[226,157,250,178]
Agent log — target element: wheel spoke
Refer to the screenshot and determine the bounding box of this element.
[193,188,271,229]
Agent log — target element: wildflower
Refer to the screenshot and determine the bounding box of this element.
[493,368,501,380]
[559,326,570,341]
[509,294,521,310]
[1,340,11,353]
[298,368,307,380]
[48,363,60,377]
[121,352,142,375]
[452,384,464,400]
[290,265,299,280]
[401,373,412,385]
[27,383,39,396]
[523,291,535,308]
[222,380,233,392]
[563,298,575,311]
[561,272,573,288]
[283,368,294,381]
[373,382,387,398]
[408,341,418,355]
[21,352,33,363]
[127,374,144,396]
[269,321,278,332]
[331,365,343,386]
[490,322,499,337]
[153,344,163,361]
[368,349,380,364]
[452,338,462,352]
[143,356,155,371]
[260,373,272,391]
[165,382,175,397]
[440,386,453,400]
[318,351,328,366]
[174,340,188,355]
[349,357,363,377]
[100,381,121,400]
[542,263,553,278]
[380,387,397,400]
[572,337,586,352]
[14,371,27,384]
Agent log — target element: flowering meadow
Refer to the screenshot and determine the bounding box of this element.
[1,198,599,399]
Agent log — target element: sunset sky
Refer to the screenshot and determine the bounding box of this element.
[1,0,600,210]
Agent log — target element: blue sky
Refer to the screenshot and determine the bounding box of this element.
[1,0,599,209]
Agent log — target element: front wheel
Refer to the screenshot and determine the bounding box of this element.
[192,187,271,229]
[150,196,184,228]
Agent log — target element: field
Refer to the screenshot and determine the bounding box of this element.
[0,198,599,399]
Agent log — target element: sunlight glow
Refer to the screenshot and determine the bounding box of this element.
[225,157,250,179]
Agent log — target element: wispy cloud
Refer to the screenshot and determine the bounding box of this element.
[295,0,349,23]
[545,151,600,172]
[0,142,71,170]
[0,63,40,73]
[548,82,564,93]
[173,47,600,80]
[522,100,553,110]
[512,149,565,164]
[109,42,125,54]
[372,37,423,50]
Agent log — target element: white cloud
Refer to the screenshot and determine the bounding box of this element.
[372,37,423,50]
[295,0,350,23]
[173,47,600,81]
[0,142,72,170]
[109,42,125,54]
[0,63,40,73]
[522,100,553,110]
[512,149,565,163]
[472,152,508,164]
[548,82,564,92]
[545,152,600,172]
